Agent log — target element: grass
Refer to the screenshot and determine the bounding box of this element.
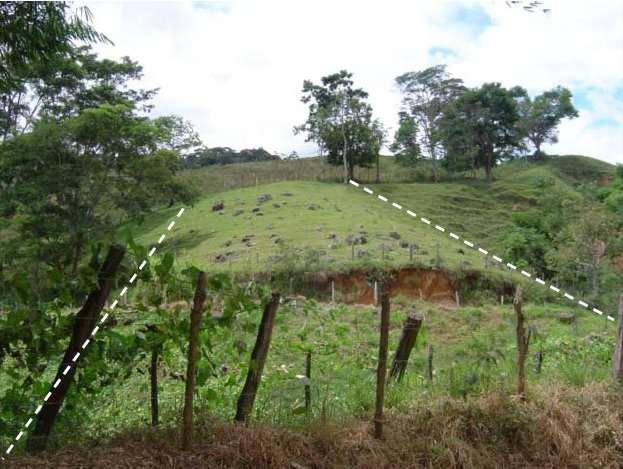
[9,294,621,467]
[129,155,614,279]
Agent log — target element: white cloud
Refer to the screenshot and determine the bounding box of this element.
[85,0,623,164]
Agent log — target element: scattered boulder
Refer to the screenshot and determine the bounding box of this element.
[273,237,283,244]
[399,240,409,248]
[328,242,339,250]
[252,207,261,213]
[307,203,321,210]
[212,201,225,212]
[346,233,368,245]
[266,224,275,230]
[257,193,272,204]
[273,203,281,208]
[379,243,394,252]
[255,212,263,216]
[457,248,465,255]
[242,234,254,243]
[233,209,244,217]
[389,231,401,240]
[558,312,576,324]
[356,248,369,258]
[327,233,338,240]
[223,239,233,247]
[282,192,294,197]
[215,252,234,263]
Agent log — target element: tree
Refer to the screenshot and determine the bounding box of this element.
[390,112,420,167]
[518,86,578,157]
[0,2,111,140]
[437,82,520,182]
[394,65,465,181]
[296,70,383,183]
[0,104,195,282]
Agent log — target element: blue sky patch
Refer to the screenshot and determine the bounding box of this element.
[429,46,459,59]
[450,5,493,37]
[192,1,230,13]
[591,117,619,127]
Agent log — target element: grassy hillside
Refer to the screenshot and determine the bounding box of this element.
[132,155,614,278]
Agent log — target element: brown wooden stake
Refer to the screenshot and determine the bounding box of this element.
[374,289,390,439]
[305,350,312,413]
[27,244,125,452]
[389,311,423,382]
[514,287,528,400]
[235,292,281,422]
[182,271,208,450]
[150,345,160,426]
[613,295,623,383]
[427,344,434,381]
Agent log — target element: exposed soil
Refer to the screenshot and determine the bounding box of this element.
[332,267,454,305]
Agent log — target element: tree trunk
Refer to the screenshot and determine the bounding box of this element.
[347,163,355,183]
[389,312,422,382]
[27,245,125,452]
[612,295,623,383]
[374,289,390,439]
[182,271,208,450]
[150,346,160,427]
[235,292,281,422]
[375,154,380,182]
[514,287,528,400]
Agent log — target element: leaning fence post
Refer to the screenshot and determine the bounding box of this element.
[27,244,125,452]
[514,287,528,400]
[613,295,623,383]
[389,311,423,382]
[182,271,207,450]
[235,292,281,422]
[374,287,390,439]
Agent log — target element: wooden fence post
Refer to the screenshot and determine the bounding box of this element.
[409,244,414,262]
[150,340,160,427]
[27,245,125,452]
[182,271,208,450]
[374,281,378,306]
[305,350,312,413]
[427,344,434,381]
[455,291,460,308]
[374,288,390,439]
[514,287,528,400]
[235,292,281,422]
[613,295,623,382]
[331,280,335,303]
[389,312,423,382]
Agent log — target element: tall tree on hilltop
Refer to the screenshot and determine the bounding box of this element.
[517,86,578,157]
[295,70,383,183]
[437,82,520,182]
[394,65,465,181]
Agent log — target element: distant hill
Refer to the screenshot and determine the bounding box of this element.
[183,146,280,168]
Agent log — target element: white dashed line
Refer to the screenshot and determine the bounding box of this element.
[3,209,187,459]
[346,183,614,323]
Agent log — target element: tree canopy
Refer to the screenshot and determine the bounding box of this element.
[296,70,384,182]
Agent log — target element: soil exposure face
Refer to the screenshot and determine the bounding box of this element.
[332,268,454,305]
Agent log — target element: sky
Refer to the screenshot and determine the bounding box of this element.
[85,0,623,164]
